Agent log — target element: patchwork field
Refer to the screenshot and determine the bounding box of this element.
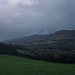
[0,55,75,75]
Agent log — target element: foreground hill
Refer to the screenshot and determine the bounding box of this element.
[3,30,75,50]
[0,55,75,75]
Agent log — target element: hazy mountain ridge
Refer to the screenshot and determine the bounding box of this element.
[3,30,75,48]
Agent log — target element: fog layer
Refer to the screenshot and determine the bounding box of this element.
[0,0,75,41]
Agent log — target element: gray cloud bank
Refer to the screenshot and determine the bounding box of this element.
[0,0,75,41]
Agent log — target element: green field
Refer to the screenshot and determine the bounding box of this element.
[0,55,75,75]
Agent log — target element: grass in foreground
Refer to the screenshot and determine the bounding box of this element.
[0,55,75,75]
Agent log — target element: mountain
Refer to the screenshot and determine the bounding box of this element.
[2,30,75,50]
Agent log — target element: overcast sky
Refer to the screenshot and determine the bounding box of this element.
[0,0,75,41]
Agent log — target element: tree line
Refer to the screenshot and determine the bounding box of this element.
[0,43,75,64]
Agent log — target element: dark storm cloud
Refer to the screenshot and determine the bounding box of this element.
[0,0,75,41]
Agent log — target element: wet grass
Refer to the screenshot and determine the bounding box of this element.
[0,55,75,75]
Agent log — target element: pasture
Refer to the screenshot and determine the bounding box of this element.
[0,55,75,75]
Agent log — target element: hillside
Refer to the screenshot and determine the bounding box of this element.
[1,30,75,63]
[3,30,75,50]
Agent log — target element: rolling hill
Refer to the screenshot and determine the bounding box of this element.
[3,30,75,50]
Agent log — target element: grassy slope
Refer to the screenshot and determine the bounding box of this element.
[0,55,75,75]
